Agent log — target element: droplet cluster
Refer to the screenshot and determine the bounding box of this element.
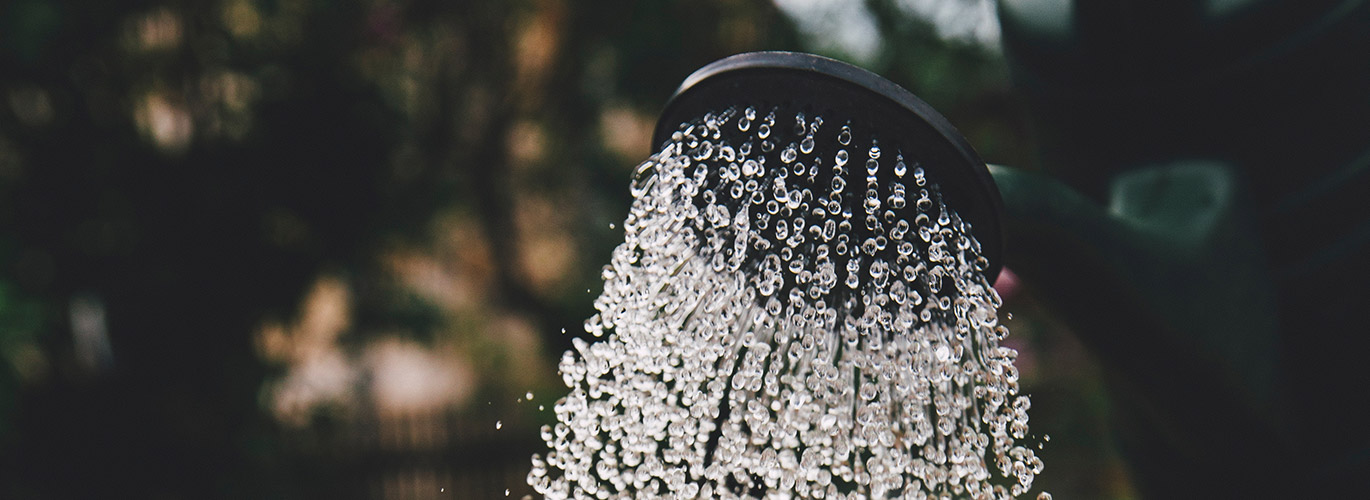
[530,107,1042,498]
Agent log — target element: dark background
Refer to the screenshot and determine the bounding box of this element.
[0,0,1137,498]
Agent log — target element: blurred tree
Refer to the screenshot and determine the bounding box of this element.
[0,0,1126,498]
[0,0,799,497]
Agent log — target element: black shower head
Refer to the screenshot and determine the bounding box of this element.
[652,51,1005,284]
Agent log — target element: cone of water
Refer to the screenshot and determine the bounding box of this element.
[529,53,1045,500]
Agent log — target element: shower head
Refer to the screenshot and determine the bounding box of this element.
[531,52,1046,499]
[653,51,1005,284]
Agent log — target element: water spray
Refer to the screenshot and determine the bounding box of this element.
[529,52,1043,499]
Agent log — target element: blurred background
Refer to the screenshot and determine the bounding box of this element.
[0,0,1138,498]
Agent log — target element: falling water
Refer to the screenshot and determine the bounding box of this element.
[529,107,1043,499]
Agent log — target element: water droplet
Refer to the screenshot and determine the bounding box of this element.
[495,420,503,430]
[692,141,713,161]
[831,176,846,194]
[719,145,736,162]
[629,161,656,198]
[742,159,759,177]
[838,124,852,145]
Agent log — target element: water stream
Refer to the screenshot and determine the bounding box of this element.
[530,107,1043,499]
